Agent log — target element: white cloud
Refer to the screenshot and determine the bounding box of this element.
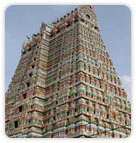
[120,75,131,101]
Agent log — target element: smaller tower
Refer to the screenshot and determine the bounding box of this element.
[5,22,50,137]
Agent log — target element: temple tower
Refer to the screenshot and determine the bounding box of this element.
[5,5,131,138]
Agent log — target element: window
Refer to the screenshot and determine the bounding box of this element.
[29,72,33,77]
[86,14,90,19]
[23,93,27,99]
[26,82,30,87]
[29,119,32,124]
[94,26,98,30]
[32,65,35,69]
[19,106,23,112]
[14,121,19,128]
[81,18,84,23]
[28,48,31,51]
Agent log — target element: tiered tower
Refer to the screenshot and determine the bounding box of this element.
[5,5,131,138]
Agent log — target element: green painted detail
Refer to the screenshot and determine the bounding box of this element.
[47,24,54,28]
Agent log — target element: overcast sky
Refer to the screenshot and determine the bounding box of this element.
[5,5,131,100]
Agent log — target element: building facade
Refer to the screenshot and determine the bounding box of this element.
[5,5,131,138]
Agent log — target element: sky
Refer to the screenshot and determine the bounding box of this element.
[5,5,131,100]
